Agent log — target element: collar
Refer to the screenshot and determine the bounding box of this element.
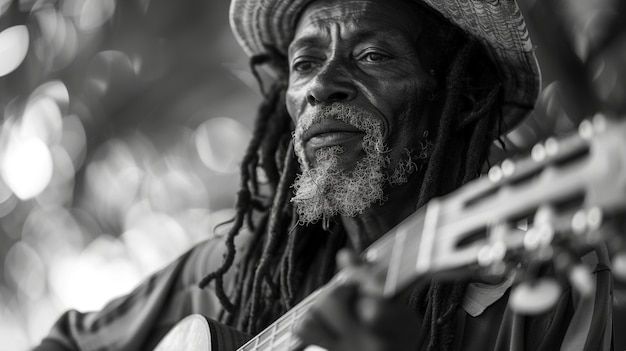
[462,270,516,317]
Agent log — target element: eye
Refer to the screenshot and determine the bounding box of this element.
[292,58,319,72]
[363,52,389,62]
[358,50,391,63]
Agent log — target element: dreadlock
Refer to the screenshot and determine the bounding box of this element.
[410,41,503,351]
[199,3,504,350]
[197,50,346,334]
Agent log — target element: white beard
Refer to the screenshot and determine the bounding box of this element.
[291,104,423,225]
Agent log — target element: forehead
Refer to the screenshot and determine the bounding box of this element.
[290,0,423,51]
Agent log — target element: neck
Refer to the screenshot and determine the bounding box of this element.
[340,174,422,252]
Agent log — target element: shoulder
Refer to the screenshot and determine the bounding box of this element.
[177,223,254,289]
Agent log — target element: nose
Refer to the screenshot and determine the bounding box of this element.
[306,62,357,105]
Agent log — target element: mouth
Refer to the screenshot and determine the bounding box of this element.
[302,120,365,148]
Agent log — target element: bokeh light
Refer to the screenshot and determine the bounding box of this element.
[0,303,30,351]
[5,241,46,300]
[48,234,141,311]
[32,5,79,72]
[65,0,116,31]
[1,136,54,200]
[60,114,87,169]
[0,25,30,77]
[84,139,143,226]
[31,81,70,111]
[195,116,251,174]
[35,145,76,208]
[121,212,190,274]
[85,50,136,101]
[0,1,258,347]
[21,96,63,144]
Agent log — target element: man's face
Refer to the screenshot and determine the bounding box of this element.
[286,0,437,223]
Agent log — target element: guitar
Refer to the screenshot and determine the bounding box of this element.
[154,115,626,350]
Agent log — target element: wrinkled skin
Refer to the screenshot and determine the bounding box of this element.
[286,0,439,249]
[285,0,443,349]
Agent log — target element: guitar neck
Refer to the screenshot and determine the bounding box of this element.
[237,289,321,350]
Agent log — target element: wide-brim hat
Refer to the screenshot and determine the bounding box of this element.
[229,0,541,133]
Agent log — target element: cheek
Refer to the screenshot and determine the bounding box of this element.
[378,83,422,131]
[385,93,431,154]
[285,86,301,123]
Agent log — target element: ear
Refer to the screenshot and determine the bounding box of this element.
[261,44,289,79]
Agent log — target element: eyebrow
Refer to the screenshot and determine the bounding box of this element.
[288,37,322,57]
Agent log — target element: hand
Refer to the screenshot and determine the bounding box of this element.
[293,250,420,351]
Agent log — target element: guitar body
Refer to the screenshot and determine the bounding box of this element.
[154,315,211,351]
[155,314,251,351]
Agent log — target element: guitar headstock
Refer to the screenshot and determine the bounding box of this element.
[363,114,626,312]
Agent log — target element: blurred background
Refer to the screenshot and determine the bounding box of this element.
[0,0,624,350]
[0,0,261,348]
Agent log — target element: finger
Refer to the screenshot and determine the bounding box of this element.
[294,307,338,350]
[336,248,359,270]
[356,295,396,327]
[336,249,384,295]
[355,295,420,334]
[355,294,382,326]
[354,295,421,351]
[295,283,360,347]
[314,283,359,332]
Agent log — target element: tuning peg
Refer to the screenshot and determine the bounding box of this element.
[578,119,595,140]
[523,223,555,252]
[477,241,507,267]
[577,114,608,140]
[478,222,509,265]
[488,159,516,183]
[527,206,556,240]
[477,242,509,280]
[509,278,562,315]
[571,207,603,239]
[477,222,518,279]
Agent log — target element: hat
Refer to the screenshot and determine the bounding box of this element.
[229,0,541,133]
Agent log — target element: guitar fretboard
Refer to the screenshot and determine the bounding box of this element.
[238,289,320,350]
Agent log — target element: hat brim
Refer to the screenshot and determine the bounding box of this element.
[229,0,541,133]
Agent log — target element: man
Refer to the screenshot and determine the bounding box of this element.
[35,0,613,350]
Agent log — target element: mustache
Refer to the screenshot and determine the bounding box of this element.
[292,104,384,171]
[294,104,378,138]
